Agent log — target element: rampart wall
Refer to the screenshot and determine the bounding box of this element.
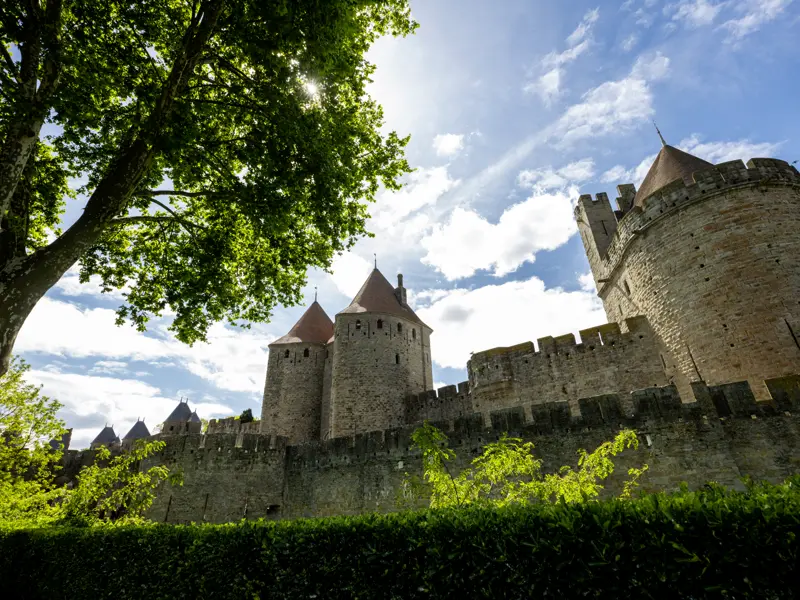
[117,375,800,523]
[466,316,670,415]
[576,158,800,399]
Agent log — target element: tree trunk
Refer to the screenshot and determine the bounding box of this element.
[0,0,225,376]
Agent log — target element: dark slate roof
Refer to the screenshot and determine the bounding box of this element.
[164,401,193,423]
[189,411,201,423]
[123,420,151,440]
[270,301,334,345]
[635,145,714,207]
[91,426,120,446]
[338,269,428,328]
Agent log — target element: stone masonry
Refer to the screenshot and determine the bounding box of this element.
[67,144,800,523]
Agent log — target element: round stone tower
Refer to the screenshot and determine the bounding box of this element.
[260,301,333,442]
[329,269,433,437]
[576,142,800,399]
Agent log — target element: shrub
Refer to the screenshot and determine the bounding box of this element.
[0,478,798,599]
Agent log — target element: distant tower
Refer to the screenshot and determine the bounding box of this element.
[260,300,333,443]
[90,425,120,450]
[121,419,151,450]
[329,269,433,437]
[576,141,800,399]
[162,399,200,434]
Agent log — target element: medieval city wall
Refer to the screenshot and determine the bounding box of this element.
[329,312,432,437]
[577,158,800,399]
[260,341,327,443]
[465,316,670,416]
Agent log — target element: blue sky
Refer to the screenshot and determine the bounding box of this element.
[16,0,800,448]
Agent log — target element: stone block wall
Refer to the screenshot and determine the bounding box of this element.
[260,342,326,443]
[576,159,800,400]
[466,316,670,415]
[330,312,433,437]
[404,381,472,423]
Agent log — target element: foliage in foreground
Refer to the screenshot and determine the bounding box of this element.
[402,422,648,508]
[1,478,799,599]
[0,359,180,528]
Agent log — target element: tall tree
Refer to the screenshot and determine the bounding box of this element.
[0,0,415,374]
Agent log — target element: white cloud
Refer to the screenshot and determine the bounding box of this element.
[420,187,578,280]
[541,40,592,70]
[667,0,724,27]
[432,133,465,157]
[518,158,595,190]
[679,134,783,163]
[415,275,605,369]
[578,273,597,293]
[524,68,563,106]
[553,53,669,145]
[17,297,272,395]
[722,0,793,39]
[90,360,129,375]
[566,8,601,46]
[53,266,128,301]
[25,369,234,449]
[600,154,657,186]
[329,252,373,299]
[621,34,639,52]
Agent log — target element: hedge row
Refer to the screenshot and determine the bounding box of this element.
[1,481,799,599]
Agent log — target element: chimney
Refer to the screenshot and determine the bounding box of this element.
[395,273,407,305]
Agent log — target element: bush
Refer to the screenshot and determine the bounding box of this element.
[1,479,799,599]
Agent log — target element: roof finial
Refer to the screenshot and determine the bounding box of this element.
[374,253,377,269]
[653,120,667,147]
[314,286,317,302]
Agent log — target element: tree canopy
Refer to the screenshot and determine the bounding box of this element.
[0,0,416,374]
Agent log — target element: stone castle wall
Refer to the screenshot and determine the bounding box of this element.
[466,316,671,415]
[134,374,800,522]
[330,312,432,437]
[260,342,327,443]
[577,158,800,399]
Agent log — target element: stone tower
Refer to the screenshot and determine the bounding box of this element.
[576,142,800,399]
[329,269,433,437]
[260,301,333,442]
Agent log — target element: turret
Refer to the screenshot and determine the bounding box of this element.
[90,425,120,450]
[260,301,333,443]
[575,137,800,400]
[121,419,151,450]
[161,399,196,434]
[329,268,433,437]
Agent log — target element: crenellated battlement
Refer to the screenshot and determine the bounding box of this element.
[579,158,800,279]
[206,417,261,435]
[403,380,472,423]
[286,375,800,470]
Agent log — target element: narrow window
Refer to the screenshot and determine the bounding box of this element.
[397,323,403,333]
[303,348,309,358]
[412,329,416,340]
[355,320,362,330]
[377,319,383,329]
[284,349,290,358]
[623,280,631,295]
[395,354,400,364]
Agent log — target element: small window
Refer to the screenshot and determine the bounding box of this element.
[397,323,403,333]
[412,329,416,340]
[284,349,290,358]
[395,354,400,364]
[377,319,383,329]
[355,320,362,330]
[303,348,309,358]
[623,280,631,295]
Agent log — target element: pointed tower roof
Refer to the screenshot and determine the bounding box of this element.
[123,420,151,441]
[91,425,120,447]
[635,145,713,207]
[189,411,201,423]
[164,400,193,423]
[339,268,427,327]
[271,301,334,345]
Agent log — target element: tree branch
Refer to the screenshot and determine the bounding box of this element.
[0,44,19,82]
[109,215,178,226]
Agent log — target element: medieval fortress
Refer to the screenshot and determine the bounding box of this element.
[65,143,800,523]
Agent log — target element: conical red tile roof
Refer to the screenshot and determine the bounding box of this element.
[271,301,334,345]
[635,145,713,207]
[339,268,428,328]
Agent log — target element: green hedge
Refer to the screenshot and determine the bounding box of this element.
[1,482,799,599]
